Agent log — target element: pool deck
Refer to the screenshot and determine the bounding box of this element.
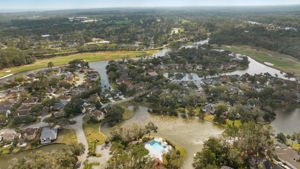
[144,138,172,161]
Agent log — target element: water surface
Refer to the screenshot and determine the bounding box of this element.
[271,108,300,134]
[102,106,223,169]
[89,61,111,91]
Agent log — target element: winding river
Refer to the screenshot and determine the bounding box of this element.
[0,39,299,168]
[89,61,111,91]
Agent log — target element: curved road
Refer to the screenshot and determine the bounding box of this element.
[67,114,89,169]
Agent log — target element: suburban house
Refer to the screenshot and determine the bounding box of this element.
[53,101,69,111]
[89,110,105,121]
[23,97,39,105]
[0,129,21,143]
[53,110,66,118]
[40,127,58,144]
[23,128,39,141]
[15,104,31,117]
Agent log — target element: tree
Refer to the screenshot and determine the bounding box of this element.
[106,144,155,169]
[193,138,223,169]
[145,122,158,136]
[165,150,184,169]
[291,132,300,144]
[214,102,228,117]
[47,62,54,69]
[276,133,287,144]
[64,98,84,116]
[105,105,125,124]
[9,143,84,169]
[194,122,275,169]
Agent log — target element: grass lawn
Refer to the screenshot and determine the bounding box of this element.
[287,142,300,151]
[83,122,106,156]
[224,119,242,128]
[84,160,100,169]
[221,45,300,77]
[204,113,215,122]
[55,128,77,144]
[0,50,157,78]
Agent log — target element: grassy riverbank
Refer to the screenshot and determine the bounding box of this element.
[0,50,156,78]
[221,45,300,77]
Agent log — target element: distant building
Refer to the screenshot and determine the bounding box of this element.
[41,34,50,38]
[81,19,97,23]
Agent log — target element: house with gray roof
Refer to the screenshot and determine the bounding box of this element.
[40,127,58,144]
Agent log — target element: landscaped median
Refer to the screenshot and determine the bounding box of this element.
[0,50,157,78]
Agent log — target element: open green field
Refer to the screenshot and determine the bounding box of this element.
[55,128,77,144]
[0,50,156,78]
[221,45,300,77]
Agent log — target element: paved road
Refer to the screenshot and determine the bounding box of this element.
[67,115,89,169]
[24,114,52,129]
[101,91,147,109]
[88,144,111,169]
[275,143,300,169]
[101,96,135,108]
[0,91,146,168]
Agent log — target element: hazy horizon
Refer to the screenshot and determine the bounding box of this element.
[1,0,300,11]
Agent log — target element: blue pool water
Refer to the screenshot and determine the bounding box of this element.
[147,140,166,154]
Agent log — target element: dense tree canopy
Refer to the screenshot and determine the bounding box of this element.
[193,122,275,169]
[9,143,84,169]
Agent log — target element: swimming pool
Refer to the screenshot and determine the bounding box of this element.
[145,139,171,161]
[148,140,166,154]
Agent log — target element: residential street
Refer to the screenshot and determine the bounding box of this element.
[67,115,89,169]
[88,144,111,169]
[275,143,300,169]
[101,91,147,108]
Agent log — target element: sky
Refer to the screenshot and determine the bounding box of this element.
[1,0,300,10]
